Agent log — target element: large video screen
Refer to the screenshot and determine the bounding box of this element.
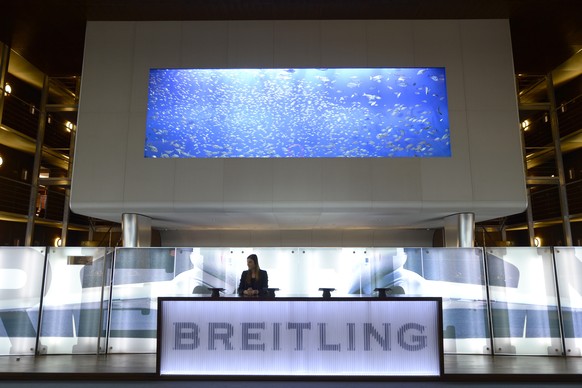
[145,68,450,158]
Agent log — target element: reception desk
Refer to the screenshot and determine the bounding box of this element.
[157,296,443,378]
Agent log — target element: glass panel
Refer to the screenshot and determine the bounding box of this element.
[553,247,582,357]
[108,247,178,353]
[486,247,562,356]
[39,247,113,354]
[108,247,491,355]
[0,247,46,355]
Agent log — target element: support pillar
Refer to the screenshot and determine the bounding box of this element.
[0,42,10,120]
[25,75,49,246]
[546,73,572,246]
[443,213,475,247]
[122,213,152,247]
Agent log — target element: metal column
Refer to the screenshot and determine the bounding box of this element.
[443,212,475,247]
[122,213,152,247]
[0,42,10,122]
[546,73,573,246]
[25,75,49,246]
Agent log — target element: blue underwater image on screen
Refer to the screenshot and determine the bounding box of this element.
[145,68,450,158]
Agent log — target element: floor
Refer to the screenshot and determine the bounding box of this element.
[0,353,581,386]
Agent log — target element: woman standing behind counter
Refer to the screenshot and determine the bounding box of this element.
[238,254,268,296]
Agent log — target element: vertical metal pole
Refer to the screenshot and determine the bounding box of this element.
[550,247,567,356]
[546,73,572,246]
[526,188,536,246]
[60,122,76,246]
[34,248,50,355]
[482,248,496,356]
[518,109,536,246]
[25,75,49,246]
[0,42,10,122]
[60,77,80,246]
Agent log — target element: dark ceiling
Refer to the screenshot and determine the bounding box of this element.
[1,0,582,77]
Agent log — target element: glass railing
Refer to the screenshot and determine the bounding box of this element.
[0,246,580,357]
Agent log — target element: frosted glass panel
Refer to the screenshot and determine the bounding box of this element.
[107,247,489,355]
[108,247,179,353]
[553,247,582,357]
[486,247,562,356]
[0,247,46,355]
[40,247,113,354]
[401,248,490,355]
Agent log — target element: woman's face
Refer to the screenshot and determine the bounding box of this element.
[247,258,256,270]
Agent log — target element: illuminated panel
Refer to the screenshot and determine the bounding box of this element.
[145,68,450,158]
[158,298,443,377]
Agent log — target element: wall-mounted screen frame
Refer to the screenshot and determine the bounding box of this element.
[145,68,450,159]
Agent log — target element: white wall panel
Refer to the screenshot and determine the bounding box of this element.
[320,20,368,67]
[181,21,229,67]
[227,21,275,67]
[460,20,517,110]
[273,159,323,203]
[365,20,415,67]
[80,22,135,112]
[273,21,321,67]
[223,159,274,205]
[321,159,373,203]
[74,19,526,239]
[468,109,526,203]
[70,112,128,211]
[174,159,225,205]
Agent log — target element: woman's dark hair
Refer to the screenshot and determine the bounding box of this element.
[246,254,260,282]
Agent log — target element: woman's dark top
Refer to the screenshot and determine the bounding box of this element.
[237,269,268,295]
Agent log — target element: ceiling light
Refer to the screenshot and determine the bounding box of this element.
[3,83,11,96]
[0,155,3,167]
[65,121,74,132]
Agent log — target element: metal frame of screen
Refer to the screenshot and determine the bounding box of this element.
[145,68,451,159]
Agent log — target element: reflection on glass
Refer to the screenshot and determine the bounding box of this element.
[5,245,577,356]
[486,247,562,356]
[39,247,113,354]
[554,247,582,357]
[108,248,178,353]
[0,247,46,355]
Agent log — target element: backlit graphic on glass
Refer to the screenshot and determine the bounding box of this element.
[145,68,450,158]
